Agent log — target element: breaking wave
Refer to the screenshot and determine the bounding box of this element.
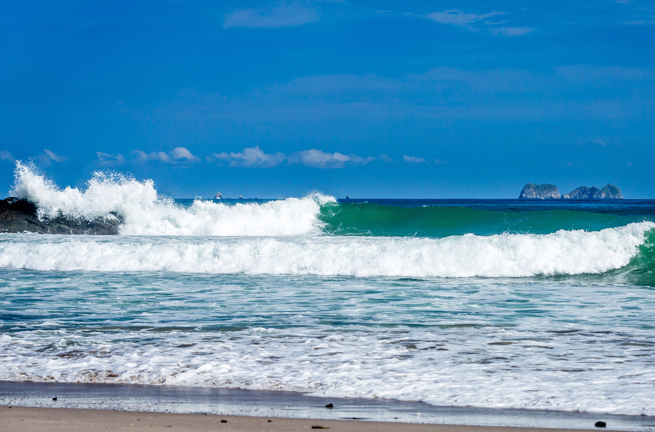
[4,162,655,280]
[1,222,652,278]
[10,162,333,236]
[8,162,651,238]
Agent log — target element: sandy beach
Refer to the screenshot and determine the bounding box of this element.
[1,406,621,432]
[2,382,651,432]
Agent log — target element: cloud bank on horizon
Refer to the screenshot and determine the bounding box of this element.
[1,0,654,198]
[2,146,412,170]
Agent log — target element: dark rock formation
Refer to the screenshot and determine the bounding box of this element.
[562,186,602,200]
[0,197,122,235]
[562,184,623,200]
[519,183,561,199]
[600,184,623,199]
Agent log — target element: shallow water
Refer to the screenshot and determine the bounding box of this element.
[1,164,655,415]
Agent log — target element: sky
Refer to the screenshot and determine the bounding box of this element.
[1,0,654,198]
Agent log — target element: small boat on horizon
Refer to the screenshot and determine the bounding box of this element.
[214,192,222,199]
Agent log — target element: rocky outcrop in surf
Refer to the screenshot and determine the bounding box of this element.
[0,197,122,235]
[518,184,561,199]
[519,183,623,200]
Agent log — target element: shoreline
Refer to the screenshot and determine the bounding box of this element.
[1,406,626,432]
[1,381,653,431]
[0,406,629,432]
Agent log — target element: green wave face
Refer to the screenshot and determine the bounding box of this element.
[319,203,647,237]
[320,203,655,286]
[622,228,655,287]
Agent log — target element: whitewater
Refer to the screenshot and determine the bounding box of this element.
[2,163,655,417]
[10,161,332,236]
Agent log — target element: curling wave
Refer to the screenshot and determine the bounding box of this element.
[0,222,652,277]
[10,162,333,236]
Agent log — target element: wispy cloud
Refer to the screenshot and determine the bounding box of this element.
[213,146,286,167]
[224,1,318,29]
[579,137,621,147]
[556,65,655,82]
[289,149,374,168]
[489,26,533,36]
[403,155,427,163]
[0,150,14,162]
[36,149,68,167]
[591,138,608,147]
[378,154,392,163]
[422,10,533,37]
[96,152,126,165]
[43,149,68,163]
[39,149,68,166]
[151,64,655,128]
[133,147,200,163]
[425,10,503,26]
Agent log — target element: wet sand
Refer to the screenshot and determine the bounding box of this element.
[2,381,650,431]
[0,406,617,432]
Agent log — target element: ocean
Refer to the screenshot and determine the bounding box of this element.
[1,164,655,417]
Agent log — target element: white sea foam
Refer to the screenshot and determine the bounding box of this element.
[2,325,655,415]
[0,222,651,277]
[10,162,333,236]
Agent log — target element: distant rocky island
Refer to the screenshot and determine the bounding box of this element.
[519,183,623,200]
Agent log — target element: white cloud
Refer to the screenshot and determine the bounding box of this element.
[489,26,533,36]
[289,149,374,168]
[133,150,170,162]
[43,149,68,163]
[133,147,200,163]
[378,154,392,163]
[170,147,201,162]
[425,10,503,26]
[0,150,14,162]
[211,146,375,168]
[213,146,286,167]
[224,1,318,29]
[403,155,427,163]
[96,152,126,165]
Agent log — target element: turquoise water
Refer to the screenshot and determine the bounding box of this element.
[318,199,654,237]
[1,166,655,415]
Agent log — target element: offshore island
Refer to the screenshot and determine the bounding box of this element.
[519,183,623,200]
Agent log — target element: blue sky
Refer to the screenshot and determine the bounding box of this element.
[1,0,654,198]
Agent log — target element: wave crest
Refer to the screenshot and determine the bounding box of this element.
[9,162,334,236]
[1,222,651,277]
